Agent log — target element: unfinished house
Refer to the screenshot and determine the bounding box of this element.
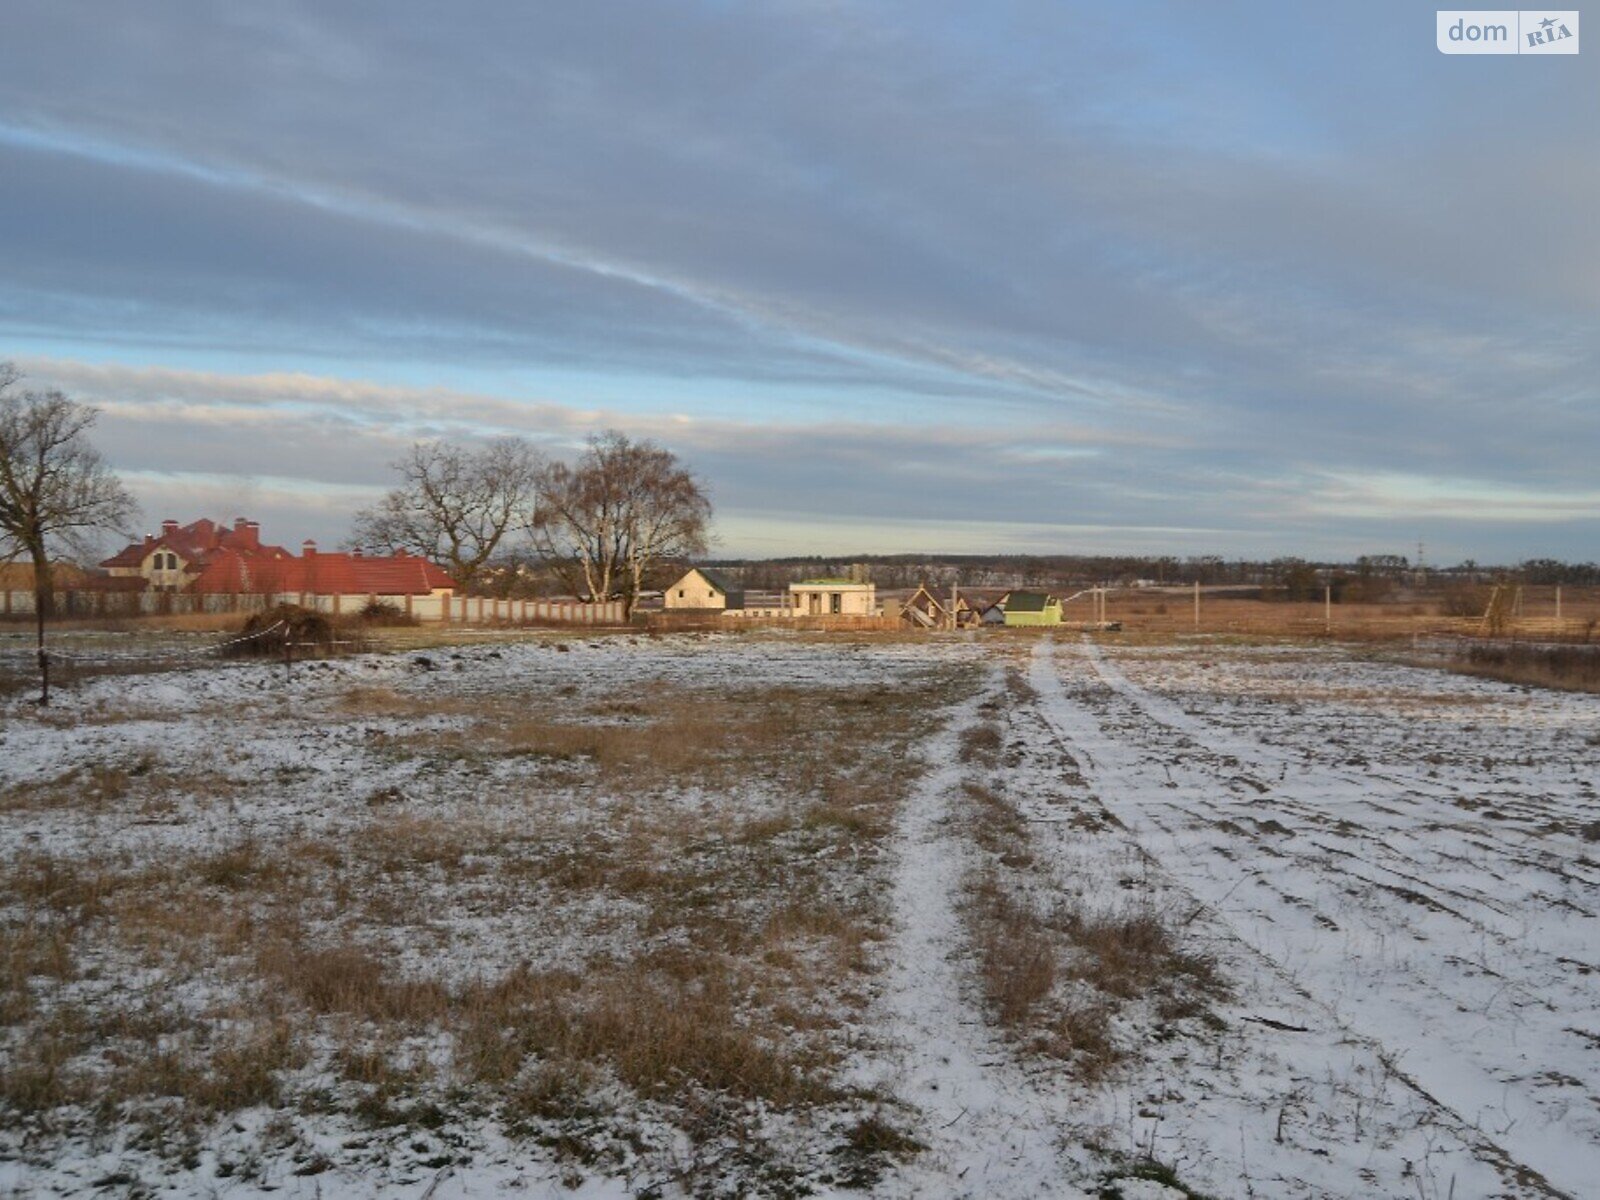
[899,583,990,628]
[790,578,877,617]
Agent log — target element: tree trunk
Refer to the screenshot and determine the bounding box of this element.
[31,549,53,706]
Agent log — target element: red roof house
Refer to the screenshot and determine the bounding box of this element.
[102,520,455,597]
[190,542,455,596]
[100,518,293,589]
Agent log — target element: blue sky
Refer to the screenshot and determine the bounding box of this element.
[1,1,1595,562]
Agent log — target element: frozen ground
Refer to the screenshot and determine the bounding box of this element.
[1023,638,1599,1199]
[0,630,1595,1198]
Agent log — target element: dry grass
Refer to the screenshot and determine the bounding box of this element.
[957,721,1003,767]
[1103,588,1600,643]
[956,698,1228,1082]
[0,651,969,1190]
[1446,642,1600,694]
[1,757,242,814]
[964,872,1118,1076]
[456,965,836,1107]
[963,868,1225,1077]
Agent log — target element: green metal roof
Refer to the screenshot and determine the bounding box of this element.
[1005,591,1055,612]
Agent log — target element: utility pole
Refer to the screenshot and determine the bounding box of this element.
[1193,579,1200,631]
[1324,584,1332,634]
[1556,586,1563,624]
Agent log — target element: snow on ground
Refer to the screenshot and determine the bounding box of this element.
[854,659,1091,1199]
[1,629,1596,1197]
[1023,636,1597,1198]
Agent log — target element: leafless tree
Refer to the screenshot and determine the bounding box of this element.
[350,438,543,592]
[530,431,710,616]
[0,363,137,704]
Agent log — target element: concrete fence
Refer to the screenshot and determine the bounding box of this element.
[0,590,627,626]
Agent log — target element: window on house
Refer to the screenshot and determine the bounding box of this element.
[678,589,685,598]
[831,593,842,614]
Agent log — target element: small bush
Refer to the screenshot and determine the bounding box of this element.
[358,600,416,627]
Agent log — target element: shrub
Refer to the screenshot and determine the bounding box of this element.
[358,600,416,627]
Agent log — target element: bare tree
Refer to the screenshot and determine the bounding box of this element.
[350,438,542,592]
[0,364,137,704]
[530,431,710,616]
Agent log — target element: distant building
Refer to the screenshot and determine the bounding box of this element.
[100,519,454,599]
[660,569,878,618]
[101,518,293,591]
[790,578,877,617]
[192,541,455,598]
[898,583,990,628]
[663,567,743,611]
[1001,591,1061,626]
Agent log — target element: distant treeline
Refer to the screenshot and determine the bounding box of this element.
[696,554,1600,593]
[467,552,1598,599]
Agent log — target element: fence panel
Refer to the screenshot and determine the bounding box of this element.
[2,590,626,627]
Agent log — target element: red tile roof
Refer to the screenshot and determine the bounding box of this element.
[191,548,454,596]
[102,518,454,596]
[100,517,288,568]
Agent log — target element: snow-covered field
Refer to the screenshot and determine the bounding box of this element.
[0,631,1595,1198]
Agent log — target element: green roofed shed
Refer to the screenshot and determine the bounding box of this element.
[1003,591,1061,626]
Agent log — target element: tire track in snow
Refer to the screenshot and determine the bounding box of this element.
[865,664,1090,1200]
[1033,636,1590,1199]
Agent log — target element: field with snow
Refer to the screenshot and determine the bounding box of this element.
[1,630,1596,1199]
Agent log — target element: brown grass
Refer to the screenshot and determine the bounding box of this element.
[0,648,974,1190]
[964,873,1118,1075]
[957,705,1227,1080]
[1102,588,1600,643]
[1446,642,1600,694]
[957,721,1003,767]
[256,936,451,1024]
[457,965,836,1107]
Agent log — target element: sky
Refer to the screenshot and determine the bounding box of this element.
[0,1,1595,564]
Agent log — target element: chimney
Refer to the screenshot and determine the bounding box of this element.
[143,534,154,548]
[161,520,179,537]
[302,540,317,558]
[233,518,259,550]
[352,547,363,558]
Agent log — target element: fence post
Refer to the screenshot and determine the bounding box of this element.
[1193,580,1200,631]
